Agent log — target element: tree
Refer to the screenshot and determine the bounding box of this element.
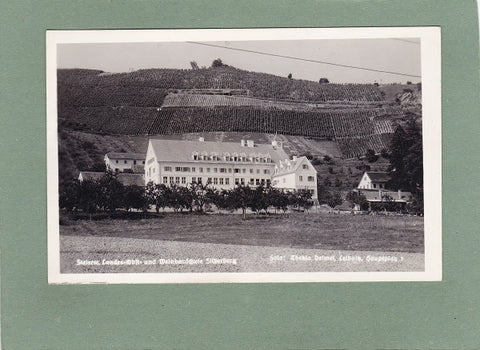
[97,171,124,212]
[334,178,342,187]
[291,189,313,211]
[167,184,184,212]
[319,77,329,84]
[323,177,332,187]
[380,148,390,159]
[388,120,423,195]
[190,61,199,70]
[365,149,379,162]
[123,185,147,212]
[346,191,369,211]
[59,180,80,211]
[287,73,292,79]
[268,187,290,213]
[77,179,102,213]
[145,182,170,213]
[189,182,212,213]
[228,185,252,219]
[327,191,342,208]
[211,58,225,67]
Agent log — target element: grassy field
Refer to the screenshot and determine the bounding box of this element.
[60,212,424,253]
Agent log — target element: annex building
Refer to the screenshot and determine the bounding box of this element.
[355,171,412,210]
[145,138,318,200]
[104,152,146,173]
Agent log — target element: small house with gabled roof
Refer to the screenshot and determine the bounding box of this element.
[357,171,390,190]
[355,171,412,211]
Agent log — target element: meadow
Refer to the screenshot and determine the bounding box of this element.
[60,212,424,253]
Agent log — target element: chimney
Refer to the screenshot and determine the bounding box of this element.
[398,189,402,199]
[271,140,283,149]
[292,155,297,161]
[246,140,254,148]
[240,139,246,147]
[199,137,205,142]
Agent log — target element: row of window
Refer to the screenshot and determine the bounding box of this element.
[299,176,315,182]
[161,177,271,186]
[271,176,315,185]
[163,166,270,175]
[192,154,271,163]
[114,159,145,165]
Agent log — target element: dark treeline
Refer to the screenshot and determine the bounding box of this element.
[59,171,313,218]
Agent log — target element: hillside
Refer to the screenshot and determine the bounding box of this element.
[58,66,385,108]
[57,66,421,164]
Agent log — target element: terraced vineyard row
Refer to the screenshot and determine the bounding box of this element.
[330,113,374,138]
[161,93,387,111]
[373,118,395,134]
[336,134,393,159]
[59,107,158,135]
[148,107,336,138]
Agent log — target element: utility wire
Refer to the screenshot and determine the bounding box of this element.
[391,38,421,45]
[187,41,421,78]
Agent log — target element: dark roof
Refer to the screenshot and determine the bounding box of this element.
[78,172,103,181]
[78,172,145,187]
[366,172,390,183]
[105,152,146,160]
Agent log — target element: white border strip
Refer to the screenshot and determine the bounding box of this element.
[47,27,441,284]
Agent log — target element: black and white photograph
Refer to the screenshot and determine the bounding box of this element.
[47,28,441,283]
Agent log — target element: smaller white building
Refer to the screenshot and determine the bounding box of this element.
[356,171,412,210]
[272,156,318,201]
[357,171,390,190]
[104,152,146,173]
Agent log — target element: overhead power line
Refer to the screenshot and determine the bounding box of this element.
[391,38,421,45]
[187,41,421,78]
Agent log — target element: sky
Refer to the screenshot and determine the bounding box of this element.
[57,38,421,84]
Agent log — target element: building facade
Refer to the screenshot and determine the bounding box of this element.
[145,138,318,200]
[355,171,411,210]
[104,152,146,173]
[357,171,390,190]
[271,156,318,200]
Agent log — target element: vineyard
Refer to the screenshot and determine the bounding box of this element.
[148,106,336,138]
[336,134,393,159]
[59,107,158,135]
[161,93,385,111]
[57,68,421,159]
[59,104,401,158]
[58,67,385,106]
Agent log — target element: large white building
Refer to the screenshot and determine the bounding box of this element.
[145,138,318,200]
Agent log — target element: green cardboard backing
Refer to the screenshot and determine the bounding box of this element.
[1,0,479,348]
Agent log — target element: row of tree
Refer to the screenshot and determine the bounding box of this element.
[59,172,314,217]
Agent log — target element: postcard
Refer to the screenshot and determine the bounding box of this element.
[47,27,441,283]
